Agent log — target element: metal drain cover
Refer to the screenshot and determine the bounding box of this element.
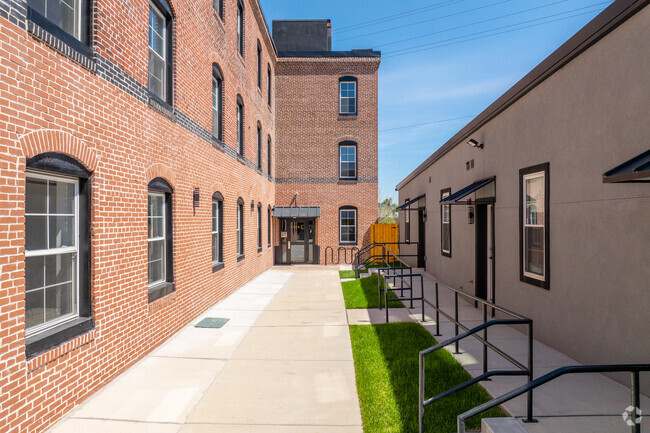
[195,317,229,328]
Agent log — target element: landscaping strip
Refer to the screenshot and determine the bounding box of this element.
[339,270,356,279]
[341,274,404,309]
[349,322,505,433]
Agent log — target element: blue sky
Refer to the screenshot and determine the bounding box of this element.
[259,0,613,201]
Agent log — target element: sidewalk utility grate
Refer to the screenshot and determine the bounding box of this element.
[195,317,229,328]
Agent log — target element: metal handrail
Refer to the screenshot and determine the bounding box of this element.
[381,270,425,323]
[457,364,650,433]
[376,266,412,310]
[418,277,534,433]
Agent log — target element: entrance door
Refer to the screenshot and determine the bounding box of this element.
[417,208,426,268]
[475,204,495,302]
[279,219,316,264]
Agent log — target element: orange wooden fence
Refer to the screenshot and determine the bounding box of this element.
[370,223,399,261]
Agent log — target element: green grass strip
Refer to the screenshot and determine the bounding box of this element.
[339,270,356,279]
[341,274,404,309]
[349,323,505,433]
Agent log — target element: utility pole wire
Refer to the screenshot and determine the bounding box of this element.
[381,115,477,132]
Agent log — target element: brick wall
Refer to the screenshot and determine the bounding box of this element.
[0,0,277,430]
[275,57,380,262]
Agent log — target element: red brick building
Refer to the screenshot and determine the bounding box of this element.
[273,20,380,265]
[0,1,378,432]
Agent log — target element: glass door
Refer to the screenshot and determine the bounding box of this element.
[290,221,306,263]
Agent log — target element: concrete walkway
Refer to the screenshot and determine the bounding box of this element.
[49,267,363,433]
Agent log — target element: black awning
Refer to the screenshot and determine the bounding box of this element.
[397,194,425,210]
[273,207,321,218]
[440,178,495,204]
[603,149,650,183]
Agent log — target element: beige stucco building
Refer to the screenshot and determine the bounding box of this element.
[396,0,649,392]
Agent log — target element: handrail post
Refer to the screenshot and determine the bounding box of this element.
[420,275,425,322]
[631,370,640,433]
[419,351,425,433]
[526,320,535,423]
[483,303,488,377]
[378,269,382,310]
[385,276,389,323]
[434,282,441,336]
[454,291,460,354]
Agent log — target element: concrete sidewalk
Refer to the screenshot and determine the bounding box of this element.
[49,266,363,433]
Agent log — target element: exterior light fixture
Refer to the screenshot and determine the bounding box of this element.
[467,138,484,149]
[250,200,255,212]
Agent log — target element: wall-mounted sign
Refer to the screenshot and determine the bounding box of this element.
[193,188,200,208]
[281,231,288,238]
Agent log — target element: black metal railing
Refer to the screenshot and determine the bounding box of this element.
[418,279,534,433]
[352,242,417,278]
[456,364,650,433]
[380,270,425,323]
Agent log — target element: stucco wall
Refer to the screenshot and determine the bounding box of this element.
[398,5,650,392]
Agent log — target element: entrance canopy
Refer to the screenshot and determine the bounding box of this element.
[440,177,495,205]
[273,206,321,218]
[602,149,650,183]
[397,194,425,210]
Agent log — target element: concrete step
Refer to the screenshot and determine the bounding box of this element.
[482,418,528,433]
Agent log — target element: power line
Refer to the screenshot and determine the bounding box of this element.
[376,0,568,49]
[337,0,463,33]
[383,3,610,58]
[381,115,477,132]
[338,0,512,42]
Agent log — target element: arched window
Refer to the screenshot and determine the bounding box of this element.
[267,135,272,175]
[148,0,173,103]
[212,64,223,141]
[213,0,223,20]
[147,177,174,302]
[339,76,357,115]
[237,198,244,259]
[24,153,92,355]
[257,202,262,251]
[267,205,272,247]
[339,206,358,245]
[237,0,244,56]
[237,95,244,156]
[257,41,262,88]
[339,141,357,179]
[212,191,224,271]
[267,64,272,106]
[257,122,262,169]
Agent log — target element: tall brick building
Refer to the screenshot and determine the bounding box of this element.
[0,1,379,431]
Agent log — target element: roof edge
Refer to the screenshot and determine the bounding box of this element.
[395,0,649,191]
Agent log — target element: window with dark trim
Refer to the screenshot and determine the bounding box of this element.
[404,198,410,243]
[441,188,451,257]
[148,178,174,302]
[267,135,272,175]
[237,197,244,259]
[27,0,90,46]
[212,192,223,272]
[213,0,222,20]
[257,202,262,251]
[212,64,223,141]
[148,0,173,104]
[257,122,262,169]
[24,153,92,358]
[267,65,272,106]
[257,41,262,88]
[339,206,357,245]
[339,141,357,179]
[267,205,271,247]
[520,163,550,290]
[236,0,244,57]
[237,95,244,156]
[339,76,357,115]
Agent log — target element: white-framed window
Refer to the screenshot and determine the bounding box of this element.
[339,143,357,179]
[28,0,89,44]
[213,0,222,19]
[212,199,220,264]
[237,199,244,256]
[237,97,244,156]
[148,191,166,286]
[236,0,244,56]
[441,189,451,256]
[339,207,357,245]
[522,171,546,281]
[148,2,167,101]
[257,203,262,250]
[25,172,79,336]
[257,123,262,169]
[212,66,223,140]
[339,77,357,115]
